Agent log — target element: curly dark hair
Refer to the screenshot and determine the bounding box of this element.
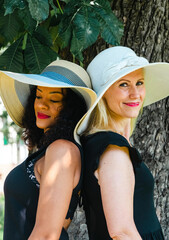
[22,86,87,150]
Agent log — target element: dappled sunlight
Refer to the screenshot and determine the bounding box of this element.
[45,149,73,187]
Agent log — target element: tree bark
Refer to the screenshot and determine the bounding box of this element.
[69,0,169,239]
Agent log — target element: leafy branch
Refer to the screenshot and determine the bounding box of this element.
[0,0,124,72]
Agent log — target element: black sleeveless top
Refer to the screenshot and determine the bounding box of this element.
[81,131,165,240]
[3,141,83,240]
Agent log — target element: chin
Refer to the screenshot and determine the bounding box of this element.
[131,109,141,116]
[130,114,140,118]
[36,122,45,130]
[36,125,45,130]
[125,112,140,119]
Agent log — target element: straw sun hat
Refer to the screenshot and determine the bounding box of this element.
[0,59,97,142]
[75,46,169,142]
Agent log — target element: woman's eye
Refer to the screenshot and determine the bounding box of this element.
[50,100,60,103]
[36,96,41,99]
[119,82,128,87]
[136,81,144,86]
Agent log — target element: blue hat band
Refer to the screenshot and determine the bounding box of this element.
[42,66,87,87]
[41,72,74,86]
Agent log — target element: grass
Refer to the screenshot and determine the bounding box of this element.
[0,195,4,240]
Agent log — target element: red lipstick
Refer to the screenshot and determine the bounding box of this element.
[37,112,50,119]
[124,102,140,107]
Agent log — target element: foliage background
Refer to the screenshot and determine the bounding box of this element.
[0,0,123,73]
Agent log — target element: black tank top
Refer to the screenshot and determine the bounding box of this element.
[3,141,83,240]
[81,131,165,240]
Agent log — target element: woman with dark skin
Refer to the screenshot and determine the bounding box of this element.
[75,47,169,240]
[0,60,96,240]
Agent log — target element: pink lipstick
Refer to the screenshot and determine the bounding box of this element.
[37,112,50,119]
[124,102,140,107]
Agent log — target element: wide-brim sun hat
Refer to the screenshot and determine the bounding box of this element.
[75,46,169,140]
[0,59,97,142]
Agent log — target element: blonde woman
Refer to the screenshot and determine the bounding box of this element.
[75,47,169,240]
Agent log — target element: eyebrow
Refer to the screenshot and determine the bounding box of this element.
[37,88,63,95]
[117,78,144,83]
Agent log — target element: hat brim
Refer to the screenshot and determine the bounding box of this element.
[75,62,169,140]
[0,71,97,140]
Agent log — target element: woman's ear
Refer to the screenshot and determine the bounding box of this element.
[57,105,63,112]
[62,88,67,96]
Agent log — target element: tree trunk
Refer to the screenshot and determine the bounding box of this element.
[69,1,169,239]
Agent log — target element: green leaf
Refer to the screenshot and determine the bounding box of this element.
[0,35,5,46]
[84,0,123,45]
[0,9,22,42]
[27,0,49,22]
[58,7,74,48]
[4,0,26,15]
[50,26,59,43]
[32,26,53,47]
[58,0,123,58]
[0,37,24,72]
[59,23,72,48]
[61,0,70,3]
[18,5,37,33]
[22,33,28,50]
[61,0,80,15]
[58,0,82,48]
[101,14,123,45]
[73,7,100,49]
[89,0,112,12]
[49,0,58,16]
[24,35,58,73]
[70,30,84,62]
[49,26,62,51]
[95,7,123,45]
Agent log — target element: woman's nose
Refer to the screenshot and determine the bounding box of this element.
[38,99,49,109]
[129,86,140,98]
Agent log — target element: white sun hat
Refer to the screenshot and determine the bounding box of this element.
[75,46,169,141]
[0,59,97,142]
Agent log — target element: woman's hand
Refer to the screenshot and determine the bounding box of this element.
[28,139,81,240]
[95,145,142,240]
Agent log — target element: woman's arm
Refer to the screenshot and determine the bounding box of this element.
[96,145,142,240]
[28,139,81,240]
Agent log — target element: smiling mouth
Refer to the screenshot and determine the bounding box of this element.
[124,102,140,107]
[37,112,50,119]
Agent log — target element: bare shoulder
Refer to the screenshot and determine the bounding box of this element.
[45,139,81,166]
[95,144,134,185]
[47,139,80,153]
[102,144,130,159]
[99,144,131,168]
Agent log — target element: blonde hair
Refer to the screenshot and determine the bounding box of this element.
[83,98,143,137]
